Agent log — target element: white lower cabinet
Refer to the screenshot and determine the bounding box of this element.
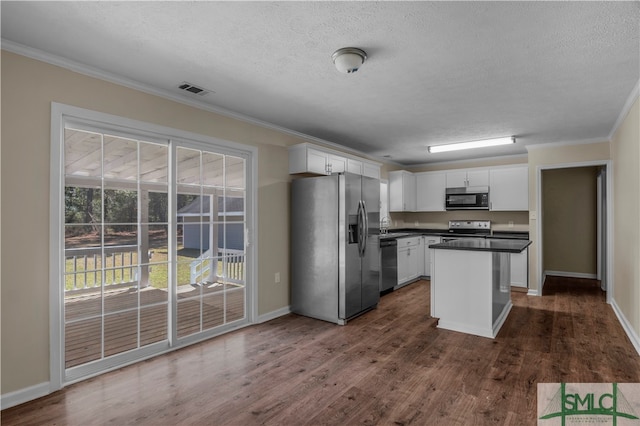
[397,237,422,285]
[510,247,528,287]
[422,236,441,277]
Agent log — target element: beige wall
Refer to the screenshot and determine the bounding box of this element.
[611,97,640,340]
[526,141,610,294]
[0,51,342,395]
[542,167,598,275]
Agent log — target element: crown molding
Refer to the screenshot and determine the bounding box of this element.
[608,78,640,141]
[524,137,609,151]
[1,39,386,164]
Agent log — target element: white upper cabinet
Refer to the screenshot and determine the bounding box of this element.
[446,169,489,187]
[289,143,381,178]
[489,165,529,211]
[389,170,416,212]
[328,154,346,174]
[363,162,381,179]
[346,158,363,175]
[416,172,446,211]
[303,148,330,175]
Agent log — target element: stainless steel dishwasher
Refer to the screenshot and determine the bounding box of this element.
[380,238,397,292]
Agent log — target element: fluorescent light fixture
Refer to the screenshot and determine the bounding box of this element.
[428,137,515,153]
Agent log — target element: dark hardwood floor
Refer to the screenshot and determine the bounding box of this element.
[3,276,640,425]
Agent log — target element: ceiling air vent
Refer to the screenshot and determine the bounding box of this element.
[177,82,212,96]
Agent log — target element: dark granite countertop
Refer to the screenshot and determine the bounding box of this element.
[380,229,529,241]
[429,239,532,253]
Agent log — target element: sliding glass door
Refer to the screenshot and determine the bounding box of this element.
[57,110,252,383]
[175,146,246,339]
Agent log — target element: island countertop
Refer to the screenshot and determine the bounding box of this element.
[429,239,531,253]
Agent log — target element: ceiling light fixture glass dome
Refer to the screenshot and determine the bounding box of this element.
[332,47,367,74]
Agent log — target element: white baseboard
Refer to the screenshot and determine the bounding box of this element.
[544,270,598,280]
[610,298,640,356]
[527,288,540,296]
[1,381,50,410]
[256,306,291,324]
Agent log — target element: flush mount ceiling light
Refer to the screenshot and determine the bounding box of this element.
[428,137,516,153]
[332,47,367,73]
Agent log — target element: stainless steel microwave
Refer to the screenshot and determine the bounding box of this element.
[445,186,490,210]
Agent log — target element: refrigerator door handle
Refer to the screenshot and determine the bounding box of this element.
[357,200,366,258]
[361,200,368,256]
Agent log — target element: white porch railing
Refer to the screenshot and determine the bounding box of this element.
[190,248,245,285]
[65,245,138,294]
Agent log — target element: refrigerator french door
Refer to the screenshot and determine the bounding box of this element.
[291,173,380,324]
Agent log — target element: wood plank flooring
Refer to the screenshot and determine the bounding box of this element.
[3,276,640,425]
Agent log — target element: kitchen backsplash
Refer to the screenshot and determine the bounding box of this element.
[388,210,530,232]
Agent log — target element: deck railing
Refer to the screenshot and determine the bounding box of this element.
[190,248,245,285]
[65,245,138,294]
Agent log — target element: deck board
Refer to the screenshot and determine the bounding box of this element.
[64,286,245,368]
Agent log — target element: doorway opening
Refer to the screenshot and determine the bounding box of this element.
[537,161,611,301]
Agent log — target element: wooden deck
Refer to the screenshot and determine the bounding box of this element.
[64,285,245,368]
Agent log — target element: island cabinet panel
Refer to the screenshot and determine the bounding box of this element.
[489,165,528,211]
[389,170,416,212]
[416,172,446,211]
[422,236,441,277]
[510,247,528,287]
[431,249,512,338]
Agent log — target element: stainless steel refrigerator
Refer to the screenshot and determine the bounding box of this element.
[291,172,380,325]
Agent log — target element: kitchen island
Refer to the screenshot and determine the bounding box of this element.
[429,239,531,338]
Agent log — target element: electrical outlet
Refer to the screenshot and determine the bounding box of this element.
[508,221,514,228]
[275,272,281,283]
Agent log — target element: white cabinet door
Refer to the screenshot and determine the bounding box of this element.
[446,170,468,187]
[389,171,416,212]
[489,166,529,211]
[407,246,420,281]
[307,148,329,175]
[467,170,489,186]
[397,247,410,284]
[510,248,528,287]
[423,236,441,277]
[328,154,346,174]
[416,172,446,211]
[346,158,363,175]
[417,237,425,276]
[397,237,421,284]
[363,162,381,179]
[445,169,489,187]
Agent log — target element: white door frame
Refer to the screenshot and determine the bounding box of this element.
[50,102,258,391]
[535,160,613,301]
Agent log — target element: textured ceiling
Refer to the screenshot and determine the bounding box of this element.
[2,1,639,165]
